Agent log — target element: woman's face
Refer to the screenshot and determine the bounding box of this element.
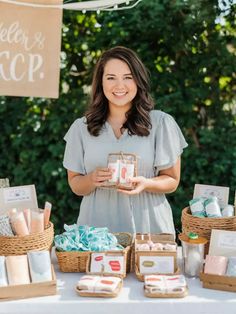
[102,58,138,111]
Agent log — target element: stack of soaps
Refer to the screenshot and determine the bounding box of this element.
[76,275,122,297]
[144,274,188,298]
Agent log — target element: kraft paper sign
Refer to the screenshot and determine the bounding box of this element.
[0,0,63,98]
[0,184,38,214]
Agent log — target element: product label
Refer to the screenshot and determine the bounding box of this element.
[139,256,174,274]
[119,162,135,184]
[108,162,119,183]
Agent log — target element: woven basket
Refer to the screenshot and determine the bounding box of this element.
[56,232,133,273]
[181,207,236,253]
[0,222,54,255]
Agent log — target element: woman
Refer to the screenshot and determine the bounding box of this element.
[63,46,188,235]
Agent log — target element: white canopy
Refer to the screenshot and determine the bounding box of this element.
[0,0,142,10]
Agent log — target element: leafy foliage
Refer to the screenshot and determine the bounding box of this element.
[0,0,235,234]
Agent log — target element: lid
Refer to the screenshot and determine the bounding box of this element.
[178,232,208,245]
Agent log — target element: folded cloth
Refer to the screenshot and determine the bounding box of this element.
[77,275,121,294]
[55,224,123,252]
[144,274,187,294]
[226,257,236,276]
[189,197,206,217]
[28,250,52,283]
[6,255,30,285]
[0,215,14,236]
[0,256,8,286]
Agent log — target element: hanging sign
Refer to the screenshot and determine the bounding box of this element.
[0,0,63,98]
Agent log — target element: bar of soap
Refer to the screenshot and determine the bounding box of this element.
[204,255,228,275]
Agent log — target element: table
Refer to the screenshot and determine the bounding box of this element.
[1,251,236,314]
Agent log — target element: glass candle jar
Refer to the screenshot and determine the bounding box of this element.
[178,233,207,278]
[103,152,137,190]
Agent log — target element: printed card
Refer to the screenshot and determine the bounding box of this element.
[90,253,105,273]
[193,184,229,208]
[0,185,38,214]
[209,229,236,257]
[90,253,125,275]
[104,256,124,275]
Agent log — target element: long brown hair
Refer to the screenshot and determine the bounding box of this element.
[85,46,154,136]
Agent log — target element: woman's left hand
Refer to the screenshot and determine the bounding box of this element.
[117,176,147,195]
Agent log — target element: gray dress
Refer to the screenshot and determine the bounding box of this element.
[63,110,188,235]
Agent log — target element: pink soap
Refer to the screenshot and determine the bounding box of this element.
[31,210,44,233]
[204,255,228,275]
[136,243,150,251]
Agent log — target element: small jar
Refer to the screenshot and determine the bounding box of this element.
[179,233,207,278]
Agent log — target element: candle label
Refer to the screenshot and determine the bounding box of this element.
[119,162,134,184]
[108,161,120,183]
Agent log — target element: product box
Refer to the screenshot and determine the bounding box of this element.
[86,248,129,278]
[0,265,57,301]
[134,233,178,281]
[199,229,236,292]
[199,271,236,293]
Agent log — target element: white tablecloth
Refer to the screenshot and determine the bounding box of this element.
[1,249,236,314]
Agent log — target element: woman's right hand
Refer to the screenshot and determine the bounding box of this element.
[90,168,112,187]
[68,168,112,196]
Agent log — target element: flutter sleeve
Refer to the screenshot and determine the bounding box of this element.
[63,118,86,174]
[154,113,188,172]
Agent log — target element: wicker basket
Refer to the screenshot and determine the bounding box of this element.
[181,207,236,253]
[0,222,54,255]
[56,232,133,273]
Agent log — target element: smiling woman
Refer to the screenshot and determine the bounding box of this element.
[102,58,138,110]
[63,46,188,236]
[102,58,138,138]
